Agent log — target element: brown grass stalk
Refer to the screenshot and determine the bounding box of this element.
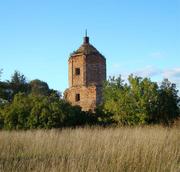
[0,126,179,172]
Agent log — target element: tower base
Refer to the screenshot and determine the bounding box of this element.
[64,85,103,111]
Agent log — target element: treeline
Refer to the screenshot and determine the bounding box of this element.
[0,70,179,129]
[0,71,96,129]
[100,75,180,125]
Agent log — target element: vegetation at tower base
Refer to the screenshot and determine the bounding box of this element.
[0,70,179,130]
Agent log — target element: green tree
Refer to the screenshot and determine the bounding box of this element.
[2,93,66,129]
[0,82,12,102]
[128,75,158,124]
[3,93,31,129]
[102,75,180,125]
[8,71,29,100]
[28,95,65,129]
[0,70,11,105]
[102,75,159,125]
[102,75,129,124]
[156,79,180,125]
[11,70,26,84]
[30,79,50,96]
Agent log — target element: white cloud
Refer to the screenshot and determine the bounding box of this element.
[133,66,180,80]
[112,63,122,69]
[150,52,166,59]
[131,66,180,92]
[134,66,161,78]
[163,67,180,78]
[108,65,180,92]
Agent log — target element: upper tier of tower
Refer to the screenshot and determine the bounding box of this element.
[68,35,106,87]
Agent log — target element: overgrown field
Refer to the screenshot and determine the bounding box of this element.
[0,126,179,172]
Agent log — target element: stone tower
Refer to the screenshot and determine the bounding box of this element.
[64,34,106,111]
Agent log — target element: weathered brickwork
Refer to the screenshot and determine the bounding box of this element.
[64,36,106,111]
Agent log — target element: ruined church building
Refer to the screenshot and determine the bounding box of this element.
[64,33,106,111]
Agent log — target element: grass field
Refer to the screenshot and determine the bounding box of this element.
[0,126,179,172]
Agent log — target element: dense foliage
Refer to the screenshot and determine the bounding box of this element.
[100,75,180,125]
[0,70,179,129]
[0,71,96,129]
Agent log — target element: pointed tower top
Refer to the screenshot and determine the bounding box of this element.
[83,29,89,44]
[85,29,87,37]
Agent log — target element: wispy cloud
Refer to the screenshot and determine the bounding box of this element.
[112,63,122,69]
[134,66,161,78]
[132,66,180,92]
[163,68,180,78]
[149,52,166,59]
[133,66,180,79]
[108,64,180,92]
[136,67,180,92]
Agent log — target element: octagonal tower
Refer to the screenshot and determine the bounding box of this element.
[64,34,106,111]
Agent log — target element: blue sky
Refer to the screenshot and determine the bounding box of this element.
[0,0,179,93]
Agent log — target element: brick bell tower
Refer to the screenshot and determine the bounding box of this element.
[64,32,106,111]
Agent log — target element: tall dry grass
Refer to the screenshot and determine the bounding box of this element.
[0,126,179,172]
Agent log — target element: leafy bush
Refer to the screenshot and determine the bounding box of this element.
[102,75,180,125]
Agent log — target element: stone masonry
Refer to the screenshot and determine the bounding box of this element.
[64,35,106,111]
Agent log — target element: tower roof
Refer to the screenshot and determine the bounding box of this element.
[70,35,104,58]
[75,42,100,55]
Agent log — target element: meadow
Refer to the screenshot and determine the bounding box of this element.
[0,126,179,172]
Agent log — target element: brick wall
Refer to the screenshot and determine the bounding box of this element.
[65,39,106,111]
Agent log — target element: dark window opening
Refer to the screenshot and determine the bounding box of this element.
[75,68,80,75]
[75,94,80,102]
